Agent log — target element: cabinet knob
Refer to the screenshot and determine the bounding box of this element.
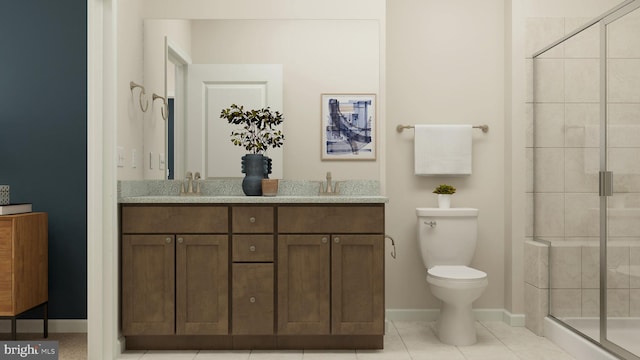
[334,237,340,244]
[249,245,256,252]
[321,237,328,244]
[177,237,184,244]
[249,217,256,223]
[165,237,172,244]
[249,296,256,303]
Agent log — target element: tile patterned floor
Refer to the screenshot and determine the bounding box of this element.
[116,321,578,360]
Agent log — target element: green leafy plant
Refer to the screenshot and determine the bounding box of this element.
[220,104,285,154]
[433,184,456,195]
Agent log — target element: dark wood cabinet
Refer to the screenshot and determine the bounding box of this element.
[176,235,228,335]
[331,234,384,335]
[121,203,384,350]
[232,263,274,335]
[277,205,385,339]
[121,234,175,335]
[231,206,275,336]
[277,234,331,335]
[121,205,229,337]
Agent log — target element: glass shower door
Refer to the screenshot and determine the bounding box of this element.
[603,2,640,359]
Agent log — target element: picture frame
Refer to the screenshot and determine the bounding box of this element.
[321,93,376,160]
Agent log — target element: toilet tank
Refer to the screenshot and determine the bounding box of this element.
[416,208,479,269]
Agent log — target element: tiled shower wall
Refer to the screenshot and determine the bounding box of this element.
[524,13,640,335]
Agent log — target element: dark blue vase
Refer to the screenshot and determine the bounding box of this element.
[241,154,272,196]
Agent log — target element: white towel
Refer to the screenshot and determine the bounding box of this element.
[414,124,472,175]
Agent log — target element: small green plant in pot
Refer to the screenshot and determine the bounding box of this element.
[433,184,456,208]
[220,104,285,196]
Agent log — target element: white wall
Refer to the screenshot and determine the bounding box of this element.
[386,0,507,310]
[116,0,144,180]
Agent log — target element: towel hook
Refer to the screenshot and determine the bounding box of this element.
[129,81,149,112]
[152,93,168,120]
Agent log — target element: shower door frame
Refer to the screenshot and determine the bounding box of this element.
[600,2,640,359]
[532,1,640,359]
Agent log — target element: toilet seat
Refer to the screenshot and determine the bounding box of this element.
[427,265,487,280]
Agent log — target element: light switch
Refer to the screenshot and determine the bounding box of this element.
[131,149,137,168]
[149,152,153,169]
[159,154,166,170]
[117,146,124,168]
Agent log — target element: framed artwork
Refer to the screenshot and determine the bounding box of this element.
[321,93,376,160]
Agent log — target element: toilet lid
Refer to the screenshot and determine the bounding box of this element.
[428,265,487,280]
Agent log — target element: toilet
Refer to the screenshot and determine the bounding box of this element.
[416,207,488,346]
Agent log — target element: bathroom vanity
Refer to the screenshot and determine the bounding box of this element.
[118,180,386,350]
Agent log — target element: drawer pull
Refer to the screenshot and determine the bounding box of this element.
[177,237,184,244]
[249,245,256,252]
[249,296,256,303]
[334,237,340,244]
[321,237,328,244]
[249,217,256,223]
[165,237,172,244]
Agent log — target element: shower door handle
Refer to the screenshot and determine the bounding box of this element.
[599,171,613,197]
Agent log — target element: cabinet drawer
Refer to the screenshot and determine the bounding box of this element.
[232,206,274,233]
[232,263,274,335]
[122,206,228,234]
[232,235,274,262]
[278,206,384,233]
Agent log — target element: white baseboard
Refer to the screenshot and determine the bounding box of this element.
[0,319,87,333]
[385,309,525,327]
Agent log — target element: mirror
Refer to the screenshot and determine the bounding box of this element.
[127,4,381,181]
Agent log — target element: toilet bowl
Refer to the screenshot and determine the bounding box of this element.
[427,265,488,346]
[416,208,488,346]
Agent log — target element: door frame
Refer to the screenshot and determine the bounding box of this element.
[165,37,191,180]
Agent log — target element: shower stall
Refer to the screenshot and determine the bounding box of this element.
[532,1,640,359]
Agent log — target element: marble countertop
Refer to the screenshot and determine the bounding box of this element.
[118,179,388,204]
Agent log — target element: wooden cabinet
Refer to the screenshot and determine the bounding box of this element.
[231,206,275,336]
[277,234,330,335]
[0,212,48,339]
[277,206,385,337]
[232,263,273,335]
[331,234,384,335]
[121,203,384,350]
[121,234,175,335]
[176,235,228,335]
[121,206,228,336]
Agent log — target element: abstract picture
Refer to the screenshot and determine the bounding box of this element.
[321,94,376,160]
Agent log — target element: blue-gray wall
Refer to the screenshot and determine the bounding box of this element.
[0,1,87,319]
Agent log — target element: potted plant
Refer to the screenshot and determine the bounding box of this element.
[220,104,285,196]
[433,184,456,208]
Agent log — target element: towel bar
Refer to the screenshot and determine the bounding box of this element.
[396,124,489,133]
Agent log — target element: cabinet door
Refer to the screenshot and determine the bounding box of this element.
[331,235,384,335]
[176,235,229,335]
[122,235,175,335]
[232,263,274,335]
[277,235,330,335]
